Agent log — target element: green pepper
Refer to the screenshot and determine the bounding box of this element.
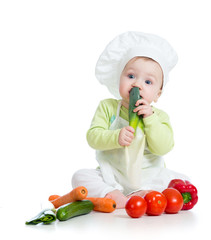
[25,209,56,225]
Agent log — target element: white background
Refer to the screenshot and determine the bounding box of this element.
[0,0,210,239]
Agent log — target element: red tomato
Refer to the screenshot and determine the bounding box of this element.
[125,196,147,218]
[144,191,167,216]
[162,188,184,214]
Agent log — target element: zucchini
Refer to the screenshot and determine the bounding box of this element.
[129,87,144,132]
[56,200,94,221]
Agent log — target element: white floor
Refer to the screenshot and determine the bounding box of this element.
[0,194,207,240]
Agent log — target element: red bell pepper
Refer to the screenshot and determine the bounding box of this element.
[168,179,198,210]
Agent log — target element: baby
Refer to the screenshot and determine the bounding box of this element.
[72,32,188,208]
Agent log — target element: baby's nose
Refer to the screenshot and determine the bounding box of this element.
[132,80,143,89]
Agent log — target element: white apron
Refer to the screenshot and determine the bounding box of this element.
[96,101,188,195]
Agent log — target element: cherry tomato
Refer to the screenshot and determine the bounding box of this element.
[162,188,184,214]
[125,196,147,218]
[144,191,167,216]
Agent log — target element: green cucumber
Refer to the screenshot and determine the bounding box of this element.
[129,87,144,132]
[56,200,94,221]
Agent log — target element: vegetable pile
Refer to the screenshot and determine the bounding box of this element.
[25,180,198,224]
[125,179,198,218]
[25,186,116,225]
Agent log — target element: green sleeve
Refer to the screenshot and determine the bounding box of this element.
[143,107,174,156]
[86,99,122,151]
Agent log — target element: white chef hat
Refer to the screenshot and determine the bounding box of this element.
[95,31,178,99]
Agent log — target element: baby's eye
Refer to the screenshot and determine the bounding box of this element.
[145,80,152,85]
[128,74,135,79]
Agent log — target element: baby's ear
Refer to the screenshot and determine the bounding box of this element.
[154,90,162,103]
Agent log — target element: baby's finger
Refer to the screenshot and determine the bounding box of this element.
[137,109,146,116]
[137,106,150,115]
[123,136,133,145]
[133,105,146,113]
[125,126,135,134]
[125,130,134,139]
[123,141,131,146]
[135,99,144,106]
[135,98,149,106]
[138,107,153,117]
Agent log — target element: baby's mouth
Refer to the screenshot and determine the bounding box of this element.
[129,88,142,98]
[129,87,135,93]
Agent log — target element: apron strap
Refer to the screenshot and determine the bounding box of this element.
[116,100,122,118]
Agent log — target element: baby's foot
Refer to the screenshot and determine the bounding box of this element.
[105,189,128,209]
[127,190,152,198]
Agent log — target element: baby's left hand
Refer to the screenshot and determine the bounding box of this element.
[133,99,153,118]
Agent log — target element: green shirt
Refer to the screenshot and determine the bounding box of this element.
[86,99,174,156]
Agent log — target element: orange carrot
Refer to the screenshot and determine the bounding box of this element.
[86,197,116,213]
[48,194,60,202]
[51,186,88,208]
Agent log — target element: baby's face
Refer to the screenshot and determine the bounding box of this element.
[119,57,163,107]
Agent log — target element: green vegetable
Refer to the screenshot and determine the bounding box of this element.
[56,200,94,221]
[25,209,56,225]
[129,87,144,132]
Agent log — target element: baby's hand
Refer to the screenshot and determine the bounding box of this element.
[118,126,135,146]
[133,99,153,118]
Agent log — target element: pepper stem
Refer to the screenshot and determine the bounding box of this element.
[182,192,192,204]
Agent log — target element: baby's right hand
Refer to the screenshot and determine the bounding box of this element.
[118,126,135,146]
